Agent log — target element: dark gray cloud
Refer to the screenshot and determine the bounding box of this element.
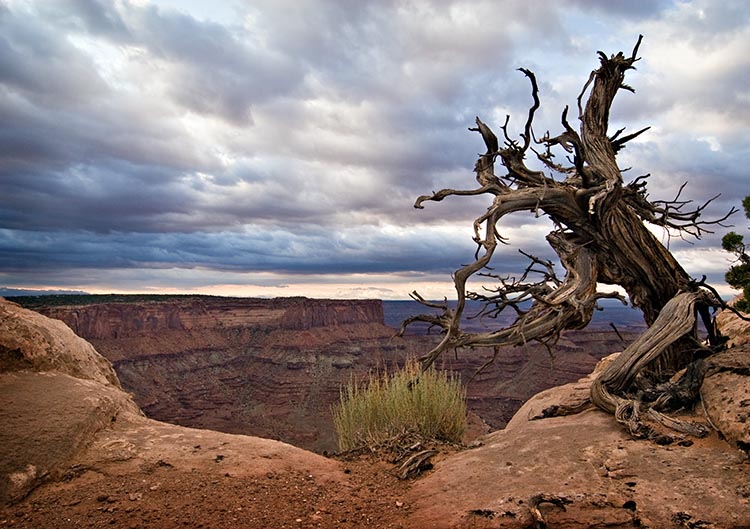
[0,225,487,275]
[0,0,746,297]
[44,0,132,39]
[567,0,672,17]
[0,6,108,104]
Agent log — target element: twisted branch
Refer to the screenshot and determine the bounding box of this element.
[405,36,729,440]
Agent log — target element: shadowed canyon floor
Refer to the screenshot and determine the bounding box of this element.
[1,297,749,528]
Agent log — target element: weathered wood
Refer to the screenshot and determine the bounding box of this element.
[528,493,573,529]
[396,449,437,480]
[405,36,730,439]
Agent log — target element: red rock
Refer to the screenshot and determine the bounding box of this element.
[29,297,641,453]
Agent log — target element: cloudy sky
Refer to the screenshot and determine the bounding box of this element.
[0,0,747,300]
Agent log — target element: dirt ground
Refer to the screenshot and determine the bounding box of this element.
[0,453,421,529]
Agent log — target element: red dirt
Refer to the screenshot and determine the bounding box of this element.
[0,454,423,529]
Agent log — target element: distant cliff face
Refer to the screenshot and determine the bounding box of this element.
[42,297,384,340]
[34,297,410,452]
[32,296,641,453]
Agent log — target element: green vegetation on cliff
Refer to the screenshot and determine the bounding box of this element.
[6,293,221,309]
[722,195,750,312]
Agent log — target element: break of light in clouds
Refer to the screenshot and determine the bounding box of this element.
[0,0,747,299]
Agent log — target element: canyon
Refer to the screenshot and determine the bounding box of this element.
[19,295,644,453]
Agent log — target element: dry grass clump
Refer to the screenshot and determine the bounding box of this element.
[332,359,467,452]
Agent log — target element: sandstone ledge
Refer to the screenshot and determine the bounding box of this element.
[0,371,141,503]
[406,349,750,529]
[0,298,119,386]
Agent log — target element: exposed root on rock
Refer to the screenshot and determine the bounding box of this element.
[528,494,573,529]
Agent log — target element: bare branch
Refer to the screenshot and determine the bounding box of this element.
[611,126,650,153]
[626,183,740,240]
[407,37,732,440]
[468,116,499,154]
[630,34,644,64]
[517,68,540,152]
[414,183,500,209]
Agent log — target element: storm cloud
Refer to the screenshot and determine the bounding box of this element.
[0,0,747,298]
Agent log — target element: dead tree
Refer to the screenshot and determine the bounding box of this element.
[402,36,738,440]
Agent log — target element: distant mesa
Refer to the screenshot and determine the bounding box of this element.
[1,287,91,297]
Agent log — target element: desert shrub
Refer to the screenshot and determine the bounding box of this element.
[332,359,467,451]
[722,195,750,312]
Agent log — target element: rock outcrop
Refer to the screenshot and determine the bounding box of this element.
[406,345,750,528]
[0,298,141,502]
[0,371,141,504]
[716,302,750,347]
[710,308,750,451]
[0,299,120,386]
[0,297,344,508]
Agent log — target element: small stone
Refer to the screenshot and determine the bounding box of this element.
[395,501,404,508]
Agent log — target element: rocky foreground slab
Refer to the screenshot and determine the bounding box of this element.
[407,351,750,528]
[0,297,748,528]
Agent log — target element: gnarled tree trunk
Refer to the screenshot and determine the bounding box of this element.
[403,36,735,440]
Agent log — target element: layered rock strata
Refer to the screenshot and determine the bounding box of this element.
[28,296,641,452]
[33,298,409,452]
[0,297,344,508]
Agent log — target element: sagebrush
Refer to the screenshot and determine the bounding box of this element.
[332,359,467,451]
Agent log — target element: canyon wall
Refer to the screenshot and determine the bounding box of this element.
[34,297,414,452]
[42,297,384,341]
[29,296,641,453]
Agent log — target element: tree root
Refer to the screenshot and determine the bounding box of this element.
[532,399,593,420]
[646,408,709,438]
[395,449,438,480]
[528,494,572,529]
[589,291,723,440]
